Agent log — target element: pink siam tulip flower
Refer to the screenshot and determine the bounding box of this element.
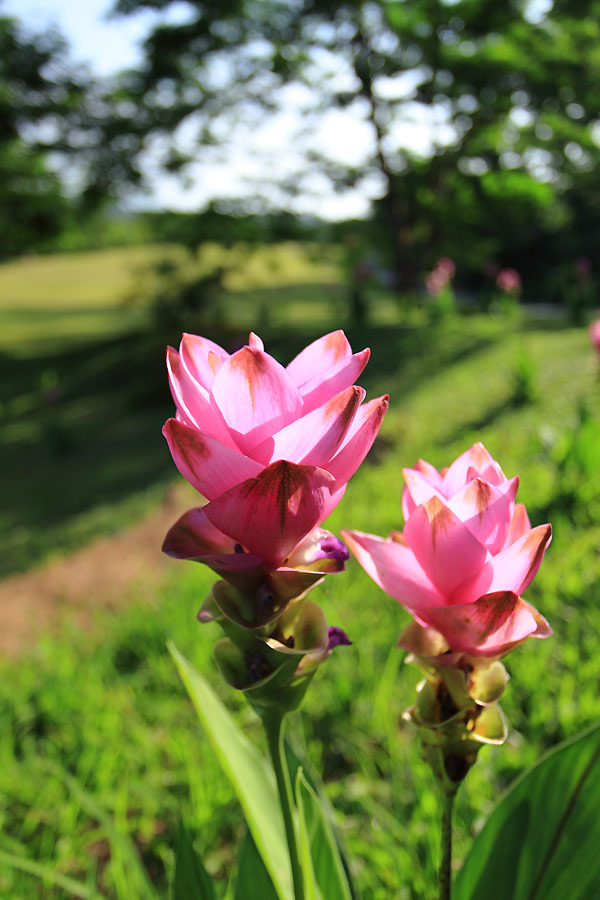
[163,331,388,557]
[342,443,552,660]
[496,268,521,295]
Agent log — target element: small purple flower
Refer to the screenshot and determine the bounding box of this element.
[327,626,352,650]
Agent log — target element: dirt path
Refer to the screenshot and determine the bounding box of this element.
[0,487,191,657]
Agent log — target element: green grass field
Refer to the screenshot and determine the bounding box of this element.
[1,244,600,898]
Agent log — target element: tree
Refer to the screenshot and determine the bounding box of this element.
[108,0,600,289]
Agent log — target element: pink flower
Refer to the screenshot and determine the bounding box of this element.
[342,443,552,659]
[496,268,521,295]
[589,319,600,353]
[163,330,388,572]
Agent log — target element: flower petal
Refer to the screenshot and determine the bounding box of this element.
[326,395,389,484]
[162,506,235,559]
[287,331,370,414]
[505,502,531,546]
[341,529,446,617]
[204,460,334,566]
[163,418,263,500]
[401,467,446,521]
[424,590,551,657]
[167,346,235,447]
[451,523,552,605]
[442,442,506,496]
[179,332,229,390]
[210,346,303,454]
[286,330,352,387]
[404,495,490,598]
[447,475,519,554]
[251,385,364,467]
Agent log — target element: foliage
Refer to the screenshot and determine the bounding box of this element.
[105,0,600,293]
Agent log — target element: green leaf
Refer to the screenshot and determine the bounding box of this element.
[295,769,353,900]
[454,722,600,900]
[168,642,293,900]
[173,821,215,900]
[234,831,279,900]
[0,849,107,899]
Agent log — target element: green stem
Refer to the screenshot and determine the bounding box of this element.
[263,712,305,900]
[439,789,455,900]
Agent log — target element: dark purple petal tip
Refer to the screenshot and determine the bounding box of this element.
[320,536,350,562]
[327,626,352,649]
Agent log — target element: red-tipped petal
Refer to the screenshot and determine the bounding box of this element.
[505,502,531,546]
[210,346,303,454]
[162,506,234,559]
[179,333,228,390]
[404,495,489,598]
[204,460,334,566]
[447,475,519,555]
[326,395,389,485]
[252,385,364,467]
[442,442,505,496]
[424,590,551,657]
[163,418,263,500]
[167,345,235,447]
[286,330,353,386]
[341,529,445,617]
[452,523,552,605]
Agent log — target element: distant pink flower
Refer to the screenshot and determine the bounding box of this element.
[342,443,552,659]
[163,330,388,571]
[589,320,600,354]
[426,257,456,296]
[496,268,521,295]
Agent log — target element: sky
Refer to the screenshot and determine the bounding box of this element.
[2,0,441,219]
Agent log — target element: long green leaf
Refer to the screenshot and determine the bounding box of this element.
[454,722,600,900]
[168,641,293,900]
[295,769,353,900]
[173,821,215,900]
[234,830,279,900]
[0,849,107,899]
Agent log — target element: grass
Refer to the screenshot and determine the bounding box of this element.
[1,243,600,898]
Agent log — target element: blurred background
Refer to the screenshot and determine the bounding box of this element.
[1,1,600,898]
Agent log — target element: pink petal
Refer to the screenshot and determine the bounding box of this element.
[505,502,531,546]
[286,330,352,387]
[286,331,370,413]
[248,332,264,350]
[401,468,445,521]
[210,346,303,454]
[162,506,234,558]
[447,476,519,554]
[163,418,263,500]
[326,395,389,485]
[251,385,364,467]
[442,443,505,496]
[341,529,446,617]
[204,461,334,567]
[179,333,229,390]
[167,346,235,448]
[403,496,490,598]
[451,523,552,605]
[424,590,552,657]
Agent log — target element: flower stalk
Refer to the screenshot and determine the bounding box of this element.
[263,711,305,900]
[439,787,456,900]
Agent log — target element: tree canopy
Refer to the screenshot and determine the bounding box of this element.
[106,0,600,290]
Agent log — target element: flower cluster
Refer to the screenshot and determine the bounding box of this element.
[343,443,552,786]
[163,330,388,713]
